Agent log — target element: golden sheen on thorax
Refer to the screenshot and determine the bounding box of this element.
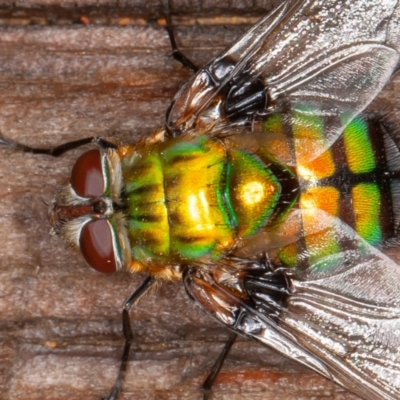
[120,135,281,267]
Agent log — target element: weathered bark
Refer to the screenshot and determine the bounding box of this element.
[0,1,398,399]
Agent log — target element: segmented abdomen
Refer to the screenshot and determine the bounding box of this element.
[265,111,400,269]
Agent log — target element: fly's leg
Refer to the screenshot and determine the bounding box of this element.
[0,136,117,156]
[103,276,156,400]
[164,0,198,72]
[202,332,237,400]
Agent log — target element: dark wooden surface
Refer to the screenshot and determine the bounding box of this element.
[0,1,399,399]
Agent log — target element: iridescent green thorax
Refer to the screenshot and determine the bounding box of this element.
[120,136,282,265]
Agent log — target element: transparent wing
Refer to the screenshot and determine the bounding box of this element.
[184,210,400,400]
[167,0,400,152]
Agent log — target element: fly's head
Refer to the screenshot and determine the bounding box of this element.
[50,148,131,273]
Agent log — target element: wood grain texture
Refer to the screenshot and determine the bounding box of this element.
[0,1,399,399]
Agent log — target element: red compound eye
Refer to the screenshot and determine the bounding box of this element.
[80,219,117,273]
[71,149,105,197]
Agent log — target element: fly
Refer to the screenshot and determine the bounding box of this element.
[2,1,400,399]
